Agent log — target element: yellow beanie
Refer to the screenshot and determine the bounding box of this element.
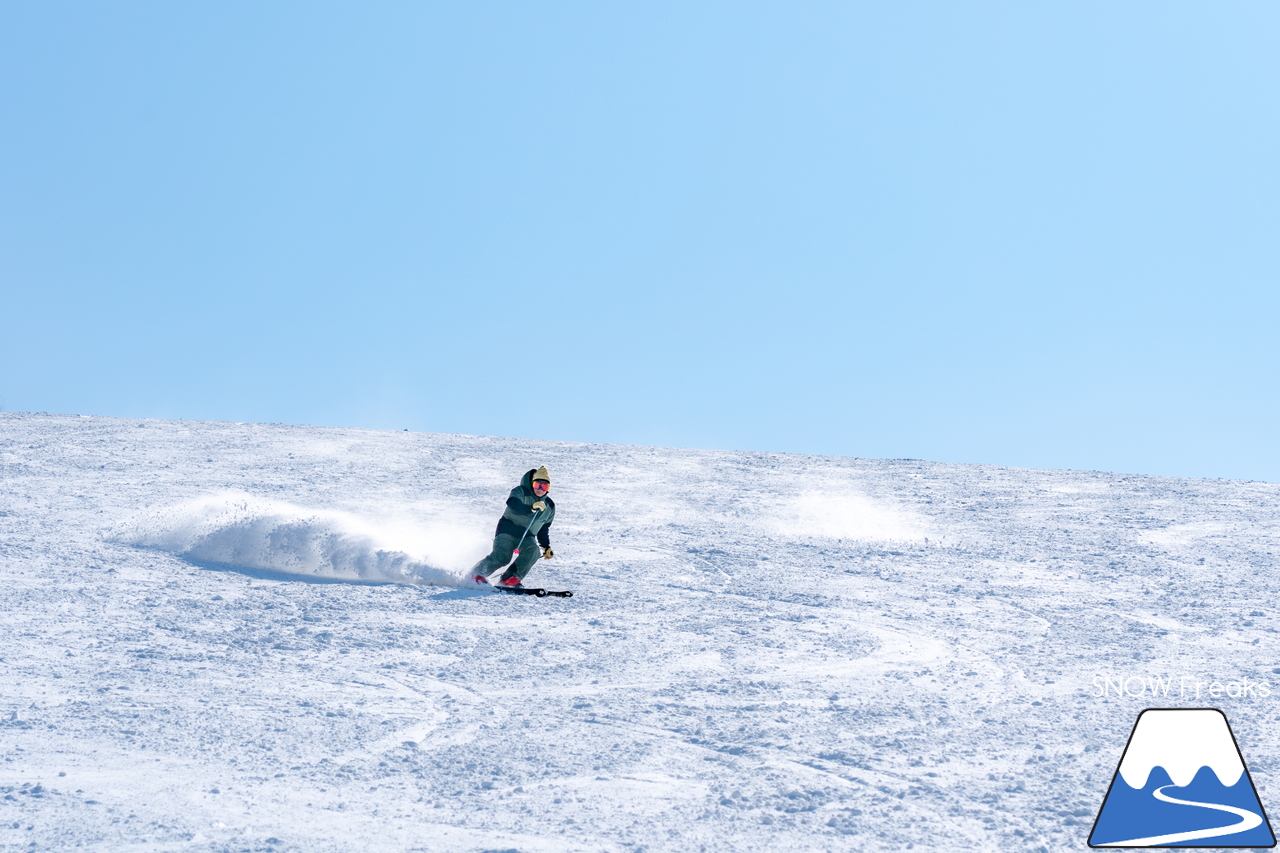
[533,466,551,483]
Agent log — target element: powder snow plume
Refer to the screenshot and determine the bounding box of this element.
[113,492,464,587]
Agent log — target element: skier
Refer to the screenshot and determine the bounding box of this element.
[471,466,555,588]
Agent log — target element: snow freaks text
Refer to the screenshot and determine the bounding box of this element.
[1091,674,1273,701]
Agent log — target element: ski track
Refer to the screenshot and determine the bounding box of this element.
[1,412,1279,851]
[1099,785,1264,846]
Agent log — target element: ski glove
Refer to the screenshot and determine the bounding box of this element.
[532,501,547,512]
[542,547,554,560]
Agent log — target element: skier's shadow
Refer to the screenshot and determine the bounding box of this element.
[425,587,490,601]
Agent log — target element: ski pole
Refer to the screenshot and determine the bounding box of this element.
[511,508,541,559]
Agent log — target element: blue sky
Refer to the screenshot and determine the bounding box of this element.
[3,2,1278,481]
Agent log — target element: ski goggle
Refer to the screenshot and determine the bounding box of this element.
[533,480,550,491]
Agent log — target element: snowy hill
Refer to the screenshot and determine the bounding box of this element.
[2,412,1279,852]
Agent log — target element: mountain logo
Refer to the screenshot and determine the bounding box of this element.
[1089,708,1275,848]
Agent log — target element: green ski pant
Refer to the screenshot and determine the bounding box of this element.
[472,532,541,582]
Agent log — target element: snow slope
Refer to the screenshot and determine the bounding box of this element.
[2,412,1279,852]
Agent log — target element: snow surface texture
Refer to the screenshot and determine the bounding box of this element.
[2,412,1279,852]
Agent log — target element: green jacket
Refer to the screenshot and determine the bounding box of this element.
[496,468,555,548]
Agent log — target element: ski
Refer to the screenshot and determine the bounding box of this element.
[493,586,546,597]
[492,586,573,598]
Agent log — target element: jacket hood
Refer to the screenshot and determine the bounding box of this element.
[519,469,554,504]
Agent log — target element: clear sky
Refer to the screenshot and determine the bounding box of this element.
[3,2,1277,482]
